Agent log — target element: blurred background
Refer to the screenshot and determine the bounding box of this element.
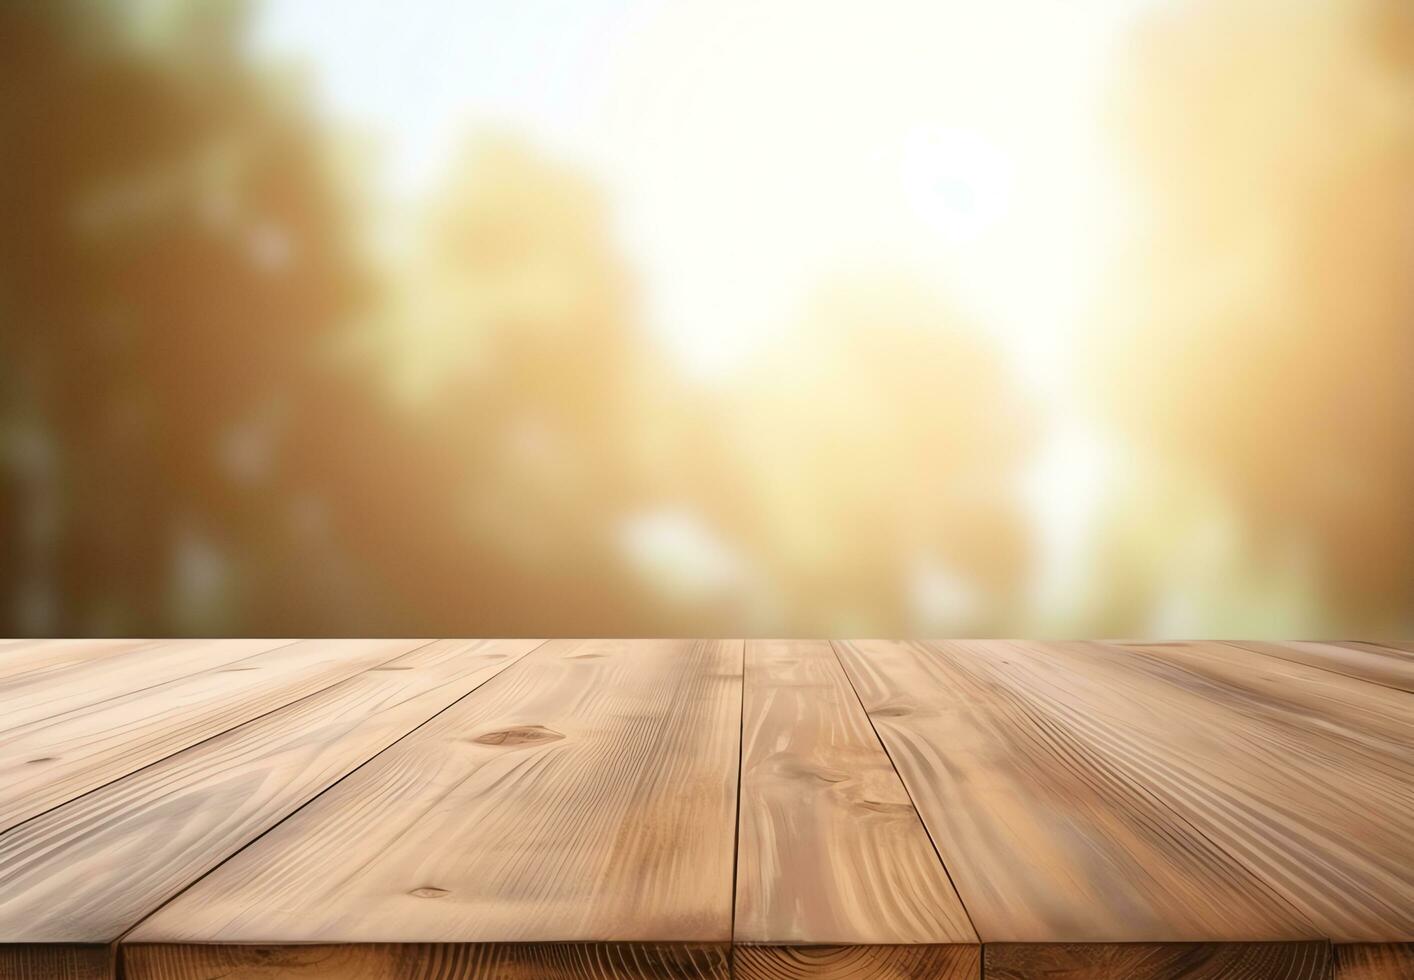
[2,0,1410,639]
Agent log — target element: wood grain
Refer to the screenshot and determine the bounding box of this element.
[0,638,424,832]
[0,638,543,943]
[984,941,1331,979]
[833,639,1318,942]
[2,636,1409,976]
[0,944,111,980]
[0,639,149,683]
[0,638,292,733]
[734,944,979,980]
[1332,944,1414,979]
[1108,640,1412,756]
[1229,640,1414,692]
[121,942,731,980]
[127,639,744,946]
[734,639,975,946]
[988,639,1414,941]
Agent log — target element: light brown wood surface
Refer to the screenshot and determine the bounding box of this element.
[0,638,422,831]
[987,639,1414,941]
[1109,640,1413,755]
[1229,640,1414,692]
[0,638,543,943]
[833,639,1319,942]
[0,638,290,734]
[0,639,149,683]
[734,639,975,947]
[0,637,1408,979]
[127,639,744,946]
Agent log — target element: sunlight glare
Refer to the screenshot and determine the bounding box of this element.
[256,0,1151,379]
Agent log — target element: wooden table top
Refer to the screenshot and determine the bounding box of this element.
[0,638,1409,979]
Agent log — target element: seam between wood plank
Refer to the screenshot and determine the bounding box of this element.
[729,639,746,974]
[1217,640,1412,694]
[936,640,1333,939]
[12,638,1396,968]
[111,637,555,958]
[0,639,439,839]
[827,640,981,944]
[1077,639,1411,939]
[926,639,1323,938]
[0,639,303,736]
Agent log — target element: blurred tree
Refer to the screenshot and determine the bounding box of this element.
[0,1,714,636]
[358,139,671,634]
[0,0,370,633]
[726,281,1035,635]
[1094,0,1414,634]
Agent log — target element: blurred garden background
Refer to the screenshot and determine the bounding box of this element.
[2,0,1410,638]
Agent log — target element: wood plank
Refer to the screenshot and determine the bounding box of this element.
[833,640,1318,943]
[735,639,975,948]
[1108,641,1412,774]
[987,640,1414,942]
[1229,640,1414,692]
[0,638,293,733]
[0,944,111,980]
[1332,944,1414,979]
[124,639,743,953]
[0,638,544,944]
[0,638,425,831]
[734,944,979,979]
[0,639,147,683]
[121,942,730,979]
[984,941,1331,979]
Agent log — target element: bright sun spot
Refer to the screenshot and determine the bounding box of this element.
[903,127,1016,248]
[255,0,1150,380]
